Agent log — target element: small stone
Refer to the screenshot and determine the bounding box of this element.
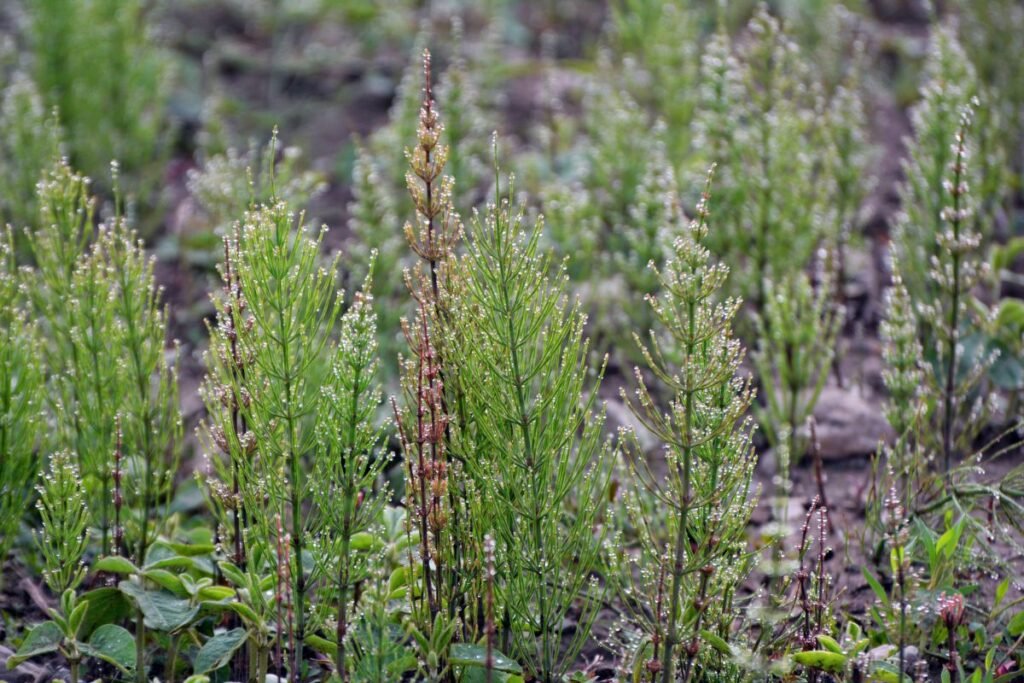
[812,387,894,460]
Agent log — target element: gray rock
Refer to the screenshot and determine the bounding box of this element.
[812,386,893,460]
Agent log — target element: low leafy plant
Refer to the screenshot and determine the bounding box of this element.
[7,451,137,682]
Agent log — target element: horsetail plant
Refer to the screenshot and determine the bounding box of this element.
[98,216,182,569]
[311,268,390,681]
[752,271,842,464]
[880,258,927,502]
[200,232,254,572]
[891,97,995,476]
[893,24,980,313]
[347,141,404,381]
[0,229,44,566]
[733,6,820,312]
[7,451,137,683]
[0,72,62,233]
[929,101,991,473]
[217,200,340,681]
[25,159,180,560]
[448,143,614,678]
[689,25,743,264]
[617,168,758,683]
[30,0,171,204]
[35,449,89,606]
[393,49,476,659]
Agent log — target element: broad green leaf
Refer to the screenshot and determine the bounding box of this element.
[197,585,235,601]
[144,542,193,569]
[93,555,140,575]
[816,634,843,654]
[450,643,522,674]
[350,532,378,551]
[228,601,260,624]
[78,588,132,640]
[82,624,136,673]
[305,634,337,657]
[792,650,846,674]
[217,561,246,588]
[167,542,216,557]
[143,568,186,596]
[937,520,963,559]
[119,581,199,632]
[1008,610,1024,637]
[992,238,1024,273]
[68,599,89,638]
[389,566,408,591]
[849,638,870,657]
[193,628,248,674]
[6,621,63,667]
[873,666,909,683]
[461,668,524,683]
[146,556,195,571]
[995,298,1024,333]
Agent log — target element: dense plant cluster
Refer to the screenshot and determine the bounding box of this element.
[1,1,1024,682]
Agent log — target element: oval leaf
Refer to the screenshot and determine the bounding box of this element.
[1009,610,1024,637]
[194,628,248,675]
[119,581,199,632]
[83,624,136,673]
[78,588,132,640]
[450,643,522,674]
[350,532,377,551]
[6,621,63,668]
[816,635,843,654]
[94,556,140,575]
[793,650,847,674]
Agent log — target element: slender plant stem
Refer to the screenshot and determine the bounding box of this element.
[941,138,964,474]
[661,300,696,683]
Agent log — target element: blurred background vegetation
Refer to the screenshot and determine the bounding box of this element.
[0,0,1022,414]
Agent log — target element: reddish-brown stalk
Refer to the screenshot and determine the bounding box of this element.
[402,48,465,629]
[808,419,834,534]
[939,593,965,679]
[796,497,822,655]
[647,560,668,683]
[393,323,439,620]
